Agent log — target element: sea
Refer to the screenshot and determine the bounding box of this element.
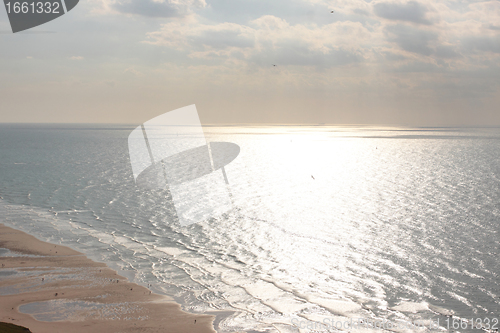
[0,123,499,333]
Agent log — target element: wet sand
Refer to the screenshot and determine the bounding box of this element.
[0,223,215,333]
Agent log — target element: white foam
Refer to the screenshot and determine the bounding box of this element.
[428,304,454,316]
[390,301,428,313]
[152,246,187,257]
[264,299,308,315]
[306,296,362,317]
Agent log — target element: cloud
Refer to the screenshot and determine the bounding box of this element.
[463,35,500,54]
[145,15,371,68]
[390,60,441,73]
[124,67,142,75]
[374,1,434,25]
[4,0,500,125]
[146,19,255,54]
[384,24,437,56]
[434,45,460,58]
[192,26,255,49]
[70,56,85,60]
[199,0,336,26]
[113,0,179,17]
[100,0,206,18]
[245,37,360,68]
[352,8,370,16]
[141,0,500,77]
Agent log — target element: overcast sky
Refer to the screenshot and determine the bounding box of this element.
[0,0,499,126]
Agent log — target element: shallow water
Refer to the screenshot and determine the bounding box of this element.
[0,124,499,332]
[19,299,147,322]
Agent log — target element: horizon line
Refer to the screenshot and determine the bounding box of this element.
[2,122,500,129]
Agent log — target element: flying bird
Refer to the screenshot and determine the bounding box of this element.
[331,10,334,13]
[311,175,315,180]
[272,64,277,67]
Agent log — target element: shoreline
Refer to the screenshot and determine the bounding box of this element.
[0,223,216,333]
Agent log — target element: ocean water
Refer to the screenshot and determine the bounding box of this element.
[0,124,499,332]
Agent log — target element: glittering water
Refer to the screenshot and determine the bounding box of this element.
[0,124,499,332]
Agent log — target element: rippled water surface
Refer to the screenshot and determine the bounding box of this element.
[0,124,499,332]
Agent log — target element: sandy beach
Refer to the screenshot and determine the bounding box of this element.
[0,223,215,333]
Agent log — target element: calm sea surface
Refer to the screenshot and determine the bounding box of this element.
[0,124,499,332]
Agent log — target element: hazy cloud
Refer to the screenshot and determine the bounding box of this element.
[192,29,255,49]
[200,0,333,26]
[463,36,500,54]
[390,60,441,73]
[146,15,371,68]
[434,45,460,58]
[3,0,500,125]
[124,67,142,75]
[113,0,206,18]
[352,8,370,16]
[249,41,360,68]
[384,24,437,56]
[374,1,433,25]
[114,0,178,17]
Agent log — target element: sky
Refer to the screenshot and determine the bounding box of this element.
[0,0,499,126]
